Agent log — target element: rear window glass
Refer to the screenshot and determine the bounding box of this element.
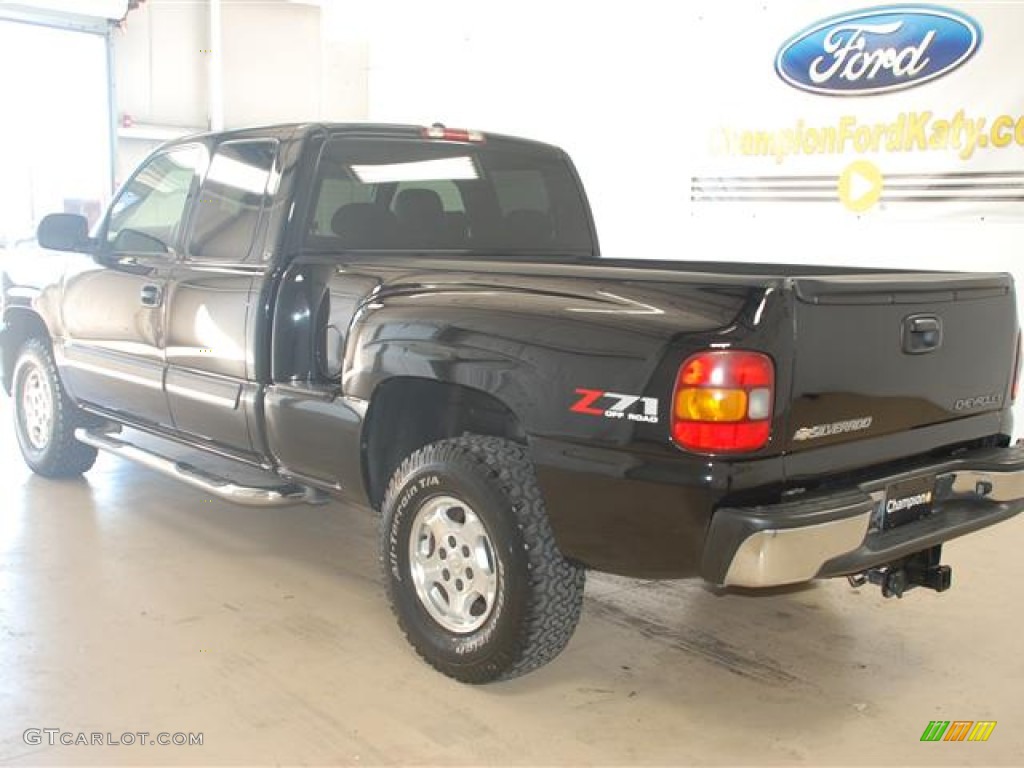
[304,137,594,255]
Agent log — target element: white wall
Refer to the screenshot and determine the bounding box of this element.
[220,2,322,126]
[112,0,210,181]
[111,0,369,179]
[115,1,208,128]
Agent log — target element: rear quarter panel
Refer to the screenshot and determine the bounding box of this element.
[337,264,793,576]
[342,268,781,449]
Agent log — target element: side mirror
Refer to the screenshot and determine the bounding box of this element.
[37,213,91,252]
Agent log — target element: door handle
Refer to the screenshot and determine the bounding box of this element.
[140,284,163,308]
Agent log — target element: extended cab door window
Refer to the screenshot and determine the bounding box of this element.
[106,146,204,257]
[187,140,277,263]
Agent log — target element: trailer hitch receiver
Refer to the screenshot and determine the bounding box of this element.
[847,546,952,598]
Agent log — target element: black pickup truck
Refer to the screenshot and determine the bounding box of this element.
[3,123,1023,683]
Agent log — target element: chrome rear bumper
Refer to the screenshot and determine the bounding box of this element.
[702,445,1024,588]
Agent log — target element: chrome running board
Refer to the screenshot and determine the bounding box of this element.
[75,428,317,507]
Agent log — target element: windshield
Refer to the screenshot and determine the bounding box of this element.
[304,136,596,256]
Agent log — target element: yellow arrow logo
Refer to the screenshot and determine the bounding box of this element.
[838,160,884,212]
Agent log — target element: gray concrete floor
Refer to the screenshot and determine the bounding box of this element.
[1,394,1022,766]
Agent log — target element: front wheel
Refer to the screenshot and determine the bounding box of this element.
[12,338,98,477]
[381,435,585,683]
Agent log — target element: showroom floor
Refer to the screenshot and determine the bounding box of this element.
[0,395,1021,766]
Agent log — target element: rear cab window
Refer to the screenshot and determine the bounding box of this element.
[303,135,596,256]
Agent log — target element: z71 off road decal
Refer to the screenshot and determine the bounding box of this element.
[571,389,659,424]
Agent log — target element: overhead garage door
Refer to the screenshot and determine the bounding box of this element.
[0,1,127,246]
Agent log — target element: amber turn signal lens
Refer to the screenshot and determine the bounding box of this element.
[675,388,747,422]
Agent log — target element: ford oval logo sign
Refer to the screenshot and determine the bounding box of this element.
[776,6,982,96]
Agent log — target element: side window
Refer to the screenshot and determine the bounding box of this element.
[106,146,203,256]
[187,141,276,262]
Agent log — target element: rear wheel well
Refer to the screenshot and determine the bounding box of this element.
[362,377,526,510]
[2,309,50,394]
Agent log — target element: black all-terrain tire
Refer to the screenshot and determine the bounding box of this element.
[12,338,98,478]
[381,435,586,683]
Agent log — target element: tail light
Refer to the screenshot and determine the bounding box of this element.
[1012,331,1021,402]
[671,350,775,453]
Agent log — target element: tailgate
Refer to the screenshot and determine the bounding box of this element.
[784,272,1018,452]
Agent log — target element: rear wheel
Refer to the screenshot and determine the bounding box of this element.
[381,435,585,683]
[12,338,98,477]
